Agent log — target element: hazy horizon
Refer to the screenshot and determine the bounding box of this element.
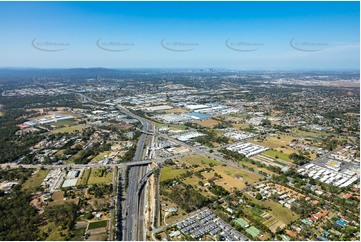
[0,67,360,72]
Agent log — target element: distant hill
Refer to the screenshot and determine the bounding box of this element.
[0,68,140,82]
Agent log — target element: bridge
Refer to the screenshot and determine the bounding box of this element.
[127,160,153,167]
[136,127,155,135]
[137,164,162,196]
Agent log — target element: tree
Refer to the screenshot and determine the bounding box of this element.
[255,193,263,200]
[0,190,42,240]
[43,202,78,230]
[261,119,271,126]
[289,153,310,166]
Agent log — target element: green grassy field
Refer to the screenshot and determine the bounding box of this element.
[65,151,83,164]
[50,120,78,127]
[66,149,93,164]
[48,191,79,206]
[216,165,262,185]
[264,216,278,227]
[55,149,65,155]
[182,176,214,198]
[183,176,201,186]
[245,194,299,224]
[250,135,296,149]
[263,150,292,162]
[178,154,223,166]
[177,154,263,186]
[237,160,278,176]
[87,232,108,241]
[290,128,333,141]
[87,168,113,185]
[264,200,299,223]
[92,151,111,162]
[163,154,262,193]
[88,220,108,230]
[21,169,49,191]
[77,168,91,185]
[246,226,261,238]
[160,166,186,182]
[52,124,89,134]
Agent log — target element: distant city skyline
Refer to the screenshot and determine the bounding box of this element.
[0,1,359,70]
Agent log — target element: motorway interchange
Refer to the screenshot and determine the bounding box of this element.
[0,96,261,241]
[78,94,155,241]
[114,103,251,241]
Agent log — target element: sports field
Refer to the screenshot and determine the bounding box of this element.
[234,218,249,228]
[246,226,261,238]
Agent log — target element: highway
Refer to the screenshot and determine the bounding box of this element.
[1,94,154,241]
[9,94,159,241]
[14,94,263,240]
[74,94,155,240]
[118,104,154,241]
[137,123,155,240]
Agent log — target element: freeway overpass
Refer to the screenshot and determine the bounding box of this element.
[136,127,155,135]
[64,94,262,240]
[137,164,161,196]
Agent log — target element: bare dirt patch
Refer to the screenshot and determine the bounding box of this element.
[195,119,220,128]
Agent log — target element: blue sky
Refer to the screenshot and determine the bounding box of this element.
[0,1,359,70]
